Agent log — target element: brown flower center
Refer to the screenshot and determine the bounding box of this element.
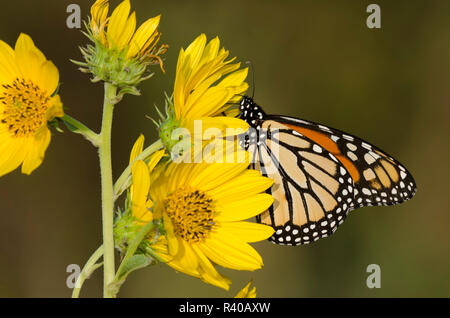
[165,187,215,243]
[1,78,50,137]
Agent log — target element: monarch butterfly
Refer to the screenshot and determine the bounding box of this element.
[238,96,417,246]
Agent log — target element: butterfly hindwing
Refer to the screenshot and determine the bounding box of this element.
[253,119,356,245]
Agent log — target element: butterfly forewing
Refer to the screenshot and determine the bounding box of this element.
[272,115,417,208]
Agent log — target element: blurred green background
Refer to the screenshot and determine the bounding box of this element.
[0,0,448,298]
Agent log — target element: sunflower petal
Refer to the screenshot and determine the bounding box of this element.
[21,128,51,175]
[208,169,273,201]
[0,40,20,82]
[127,15,160,58]
[107,0,131,48]
[131,160,150,220]
[184,34,207,72]
[217,67,248,89]
[91,0,109,26]
[38,60,59,95]
[45,95,64,120]
[191,245,231,290]
[200,231,264,270]
[0,136,28,177]
[216,194,274,222]
[235,281,257,298]
[15,33,46,82]
[163,212,179,256]
[188,162,249,192]
[175,240,199,272]
[129,134,145,164]
[219,221,275,243]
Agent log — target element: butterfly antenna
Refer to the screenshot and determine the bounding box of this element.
[246,61,256,98]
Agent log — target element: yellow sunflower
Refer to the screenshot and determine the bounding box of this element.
[159,34,249,160]
[0,33,63,177]
[149,160,275,290]
[90,0,166,63]
[120,135,272,291]
[174,34,248,122]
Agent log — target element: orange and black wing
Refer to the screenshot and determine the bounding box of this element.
[270,115,417,207]
[252,115,416,245]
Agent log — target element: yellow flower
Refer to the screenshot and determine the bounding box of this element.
[149,160,275,290]
[114,135,165,254]
[129,134,165,224]
[235,281,257,298]
[79,0,167,89]
[174,34,248,121]
[0,33,63,177]
[90,0,165,63]
[90,0,109,45]
[159,34,249,158]
[119,136,271,291]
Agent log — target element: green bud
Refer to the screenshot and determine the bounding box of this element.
[114,208,143,254]
[73,21,162,96]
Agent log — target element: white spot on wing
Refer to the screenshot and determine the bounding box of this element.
[343,134,354,141]
[318,125,331,132]
[313,145,322,153]
[369,151,381,160]
[347,151,358,161]
[281,116,309,125]
[364,153,376,165]
[400,171,407,180]
[347,143,357,151]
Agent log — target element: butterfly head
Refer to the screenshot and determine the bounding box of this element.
[238,96,266,129]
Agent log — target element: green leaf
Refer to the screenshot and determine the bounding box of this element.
[108,254,153,296]
[116,254,153,281]
[118,86,141,98]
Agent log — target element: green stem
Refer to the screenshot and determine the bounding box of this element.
[72,245,104,298]
[61,114,100,146]
[99,83,118,298]
[113,139,164,200]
